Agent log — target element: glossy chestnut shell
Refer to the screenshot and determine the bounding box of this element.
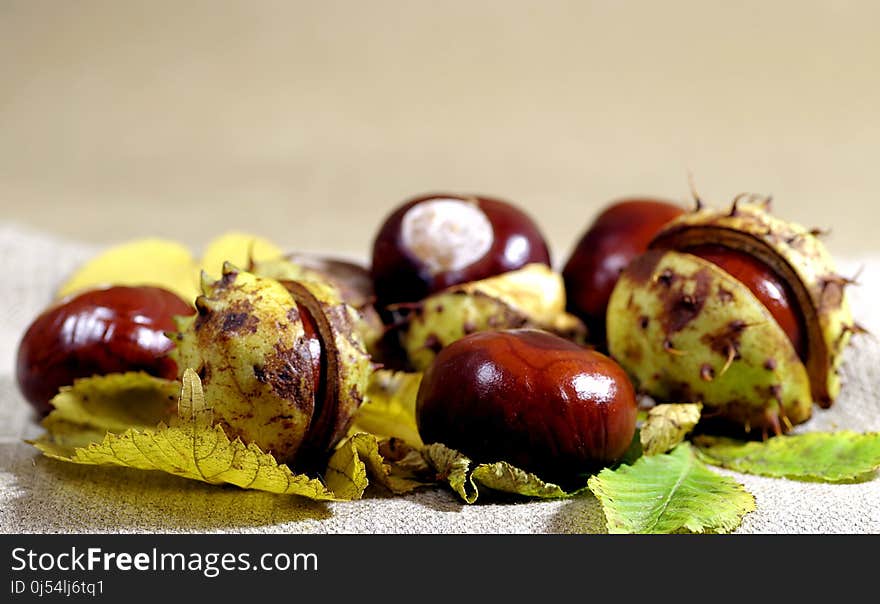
[371,193,551,309]
[16,285,194,415]
[416,329,638,482]
[295,300,324,396]
[563,199,684,345]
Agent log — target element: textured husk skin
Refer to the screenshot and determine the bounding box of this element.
[607,250,812,431]
[253,257,384,359]
[397,264,586,371]
[650,201,853,408]
[171,264,371,467]
[171,265,316,464]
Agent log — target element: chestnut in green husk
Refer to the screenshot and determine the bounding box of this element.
[416,329,638,483]
[397,263,586,371]
[172,264,372,467]
[607,197,855,434]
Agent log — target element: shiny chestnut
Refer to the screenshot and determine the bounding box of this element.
[416,329,638,482]
[563,199,684,345]
[16,286,195,416]
[371,193,551,309]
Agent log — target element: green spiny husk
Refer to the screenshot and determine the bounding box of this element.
[252,256,384,358]
[651,198,854,408]
[171,263,371,466]
[608,250,811,432]
[397,263,586,370]
[607,198,854,433]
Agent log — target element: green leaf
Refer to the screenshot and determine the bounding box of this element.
[349,370,424,447]
[587,443,755,534]
[31,369,339,500]
[421,443,570,503]
[640,403,702,455]
[694,432,880,482]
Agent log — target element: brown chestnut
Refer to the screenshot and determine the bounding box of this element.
[685,244,807,360]
[562,199,684,346]
[16,286,195,416]
[371,193,551,309]
[295,300,324,397]
[416,329,638,483]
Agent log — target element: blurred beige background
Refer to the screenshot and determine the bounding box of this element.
[1,0,877,262]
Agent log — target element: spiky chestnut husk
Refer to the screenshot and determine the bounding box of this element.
[397,264,587,371]
[607,199,854,433]
[252,257,384,359]
[608,250,812,432]
[171,263,371,466]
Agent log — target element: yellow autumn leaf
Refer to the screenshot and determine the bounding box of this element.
[56,238,200,303]
[421,443,570,504]
[30,370,424,501]
[31,369,338,500]
[349,370,424,447]
[640,403,703,456]
[250,257,327,285]
[200,232,284,278]
[325,433,428,499]
[36,372,179,456]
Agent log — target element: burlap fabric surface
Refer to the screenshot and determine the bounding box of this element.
[1,223,878,534]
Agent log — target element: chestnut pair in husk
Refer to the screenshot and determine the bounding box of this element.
[562,195,854,435]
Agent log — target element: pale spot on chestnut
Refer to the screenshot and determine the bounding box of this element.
[371,193,550,309]
[400,198,494,275]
